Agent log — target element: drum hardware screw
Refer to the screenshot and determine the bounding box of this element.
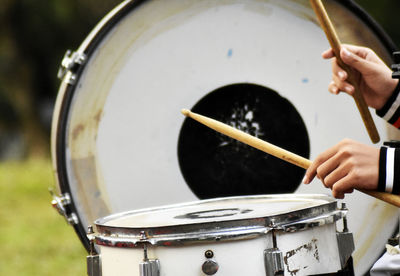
[264,229,284,276]
[49,189,79,225]
[143,244,149,260]
[272,230,278,248]
[86,225,101,276]
[341,203,349,232]
[269,219,276,228]
[57,50,87,84]
[140,244,160,276]
[140,231,148,241]
[205,250,214,259]
[202,250,218,275]
[87,225,96,255]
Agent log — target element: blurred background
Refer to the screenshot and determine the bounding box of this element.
[0,0,399,275]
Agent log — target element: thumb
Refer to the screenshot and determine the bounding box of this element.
[340,47,372,73]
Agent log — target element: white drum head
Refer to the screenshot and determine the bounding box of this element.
[52,0,399,274]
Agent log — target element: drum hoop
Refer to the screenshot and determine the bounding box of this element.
[93,194,344,248]
[52,0,397,252]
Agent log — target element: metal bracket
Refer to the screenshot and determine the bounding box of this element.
[264,248,284,276]
[264,229,284,276]
[50,190,79,225]
[336,203,354,268]
[57,50,87,85]
[139,244,160,276]
[87,226,102,276]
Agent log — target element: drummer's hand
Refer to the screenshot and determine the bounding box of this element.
[322,44,398,110]
[302,139,379,199]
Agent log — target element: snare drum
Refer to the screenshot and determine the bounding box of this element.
[51,0,399,275]
[92,195,353,276]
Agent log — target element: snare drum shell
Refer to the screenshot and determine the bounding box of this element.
[99,225,341,276]
[95,195,344,276]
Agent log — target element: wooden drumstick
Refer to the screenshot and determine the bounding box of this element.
[181,109,400,208]
[310,0,380,144]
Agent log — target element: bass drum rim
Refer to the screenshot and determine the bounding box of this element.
[51,0,398,268]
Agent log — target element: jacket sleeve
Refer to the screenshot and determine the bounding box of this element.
[378,146,400,194]
[376,80,400,127]
[375,81,400,194]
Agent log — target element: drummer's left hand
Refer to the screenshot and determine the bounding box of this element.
[302,139,379,199]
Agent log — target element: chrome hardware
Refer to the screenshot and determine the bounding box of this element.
[341,203,349,232]
[336,203,354,268]
[57,50,86,84]
[264,231,284,276]
[264,248,284,276]
[205,250,214,259]
[202,260,219,275]
[336,232,354,268]
[202,250,219,275]
[87,226,102,276]
[139,244,160,276]
[50,190,79,225]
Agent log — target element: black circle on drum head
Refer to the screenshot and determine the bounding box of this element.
[178,83,310,199]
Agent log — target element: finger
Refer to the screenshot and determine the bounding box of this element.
[343,188,354,194]
[331,174,355,196]
[328,81,340,95]
[332,190,345,199]
[341,44,370,59]
[332,188,355,198]
[322,48,334,59]
[321,162,349,189]
[303,145,340,184]
[331,74,355,95]
[331,58,348,81]
[340,47,374,73]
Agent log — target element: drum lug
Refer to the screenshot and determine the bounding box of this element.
[50,190,79,225]
[336,203,355,268]
[57,49,87,85]
[139,244,160,276]
[87,226,102,276]
[264,230,284,276]
[264,248,284,276]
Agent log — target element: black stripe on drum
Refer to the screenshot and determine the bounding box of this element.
[378,146,387,192]
[393,148,400,194]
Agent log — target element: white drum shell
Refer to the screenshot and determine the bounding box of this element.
[99,224,341,276]
[95,195,346,275]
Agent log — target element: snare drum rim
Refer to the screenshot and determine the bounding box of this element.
[93,194,344,248]
[51,0,397,252]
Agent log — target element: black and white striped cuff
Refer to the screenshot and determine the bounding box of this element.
[376,80,400,127]
[378,146,400,194]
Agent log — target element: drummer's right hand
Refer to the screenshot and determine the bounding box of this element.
[322,44,398,110]
[302,139,379,199]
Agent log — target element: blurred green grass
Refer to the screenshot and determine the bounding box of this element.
[0,158,86,275]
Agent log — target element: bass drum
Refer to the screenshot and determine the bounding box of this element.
[52,0,398,275]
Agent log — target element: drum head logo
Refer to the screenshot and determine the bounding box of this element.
[175,208,253,219]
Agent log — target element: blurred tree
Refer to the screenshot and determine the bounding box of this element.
[0,0,121,158]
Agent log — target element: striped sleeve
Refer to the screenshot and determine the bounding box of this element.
[378,146,400,194]
[376,80,400,127]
